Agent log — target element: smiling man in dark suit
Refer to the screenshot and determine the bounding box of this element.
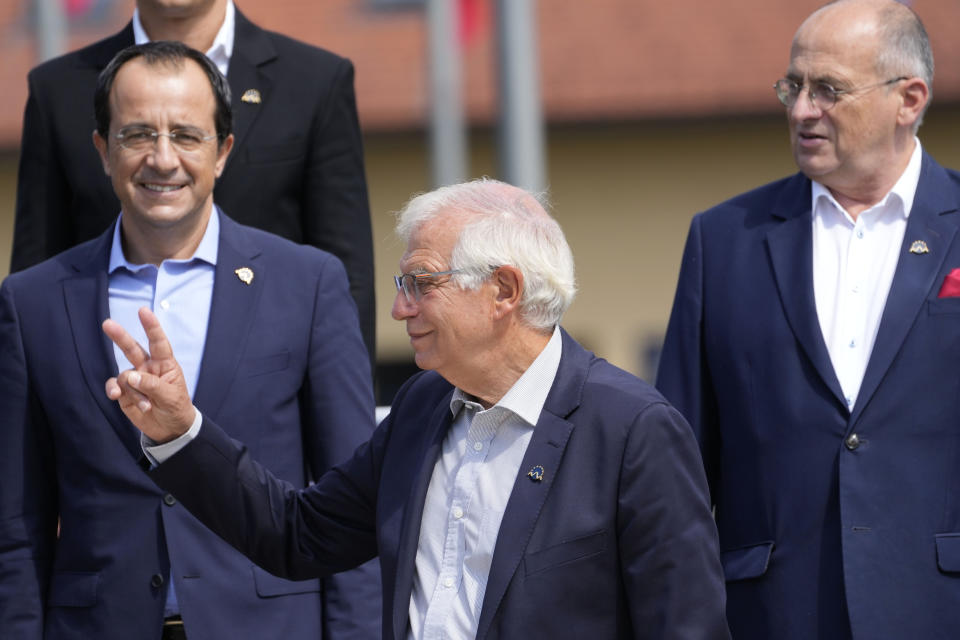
[0,42,379,639]
[12,0,376,362]
[101,178,730,639]
[656,1,960,638]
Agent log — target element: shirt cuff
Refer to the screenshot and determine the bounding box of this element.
[141,407,203,466]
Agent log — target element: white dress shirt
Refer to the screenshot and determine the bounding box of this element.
[811,139,922,411]
[407,326,562,640]
[133,0,236,77]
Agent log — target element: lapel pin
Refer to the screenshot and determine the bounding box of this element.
[241,89,261,104]
[235,267,254,285]
[527,465,544,482]
[909,240,929,255]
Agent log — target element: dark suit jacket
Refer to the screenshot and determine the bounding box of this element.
[0,215,380,639]
[11,9,376,361]
[657,152,960,639]
[150,330,730,639]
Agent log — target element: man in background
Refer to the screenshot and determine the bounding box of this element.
[12,0,376,362]
[657,0,960,637]
[0,42,379,639]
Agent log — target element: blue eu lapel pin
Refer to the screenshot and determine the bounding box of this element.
[527,465,545,482]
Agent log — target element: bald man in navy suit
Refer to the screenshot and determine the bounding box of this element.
[658,1,960,638]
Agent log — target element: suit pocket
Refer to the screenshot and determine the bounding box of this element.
[48,571,99,607]
[523,530,608,577]
[242,352,290,378]
[927,298,960,315]
[251,565,322,597]
[935,533,960,573]
[721,541,774,582]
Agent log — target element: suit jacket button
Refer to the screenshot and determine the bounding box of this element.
[163,493,177,506]
[150,573,164,588]
[845,433,861,450]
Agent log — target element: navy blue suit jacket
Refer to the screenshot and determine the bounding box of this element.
[150,330,730,639]
[657,152,960,639]
[0,215,380,639]
[11,9,376,361]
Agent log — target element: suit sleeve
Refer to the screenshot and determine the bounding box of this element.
[151,411,385,582]
[301,255,382,639]
[0,282,58,638]
[656,214,722,498]
[302,57,376,365]
[11,71,74,273]
[618,401,730,640]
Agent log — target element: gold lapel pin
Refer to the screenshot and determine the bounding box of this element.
[527,465,544,482]
[235,267,254,285]
[909,240,929,255]
[241,89,261,104]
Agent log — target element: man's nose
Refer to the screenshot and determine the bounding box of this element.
[145,135,180,171]
[790,88,824,121]
[391,289,416,320]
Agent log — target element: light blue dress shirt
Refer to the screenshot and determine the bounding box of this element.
[108,209,220,617]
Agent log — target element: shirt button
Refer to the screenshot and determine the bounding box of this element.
[163,493,177,507]
[856,229,864,239]
[452,506,464,519]
[845,433,861,450]
[159,299,170,310]
[473,442,483,452]
[443,576,454,588]
[849,339,856,348]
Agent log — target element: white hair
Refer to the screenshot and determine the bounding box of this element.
[395,178,577,331]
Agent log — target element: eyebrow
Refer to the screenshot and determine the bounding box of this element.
[118,122,209,132]
[785,71,847,87]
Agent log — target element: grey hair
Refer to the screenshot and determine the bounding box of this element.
[395,178,577,331]
[875,0,934,131]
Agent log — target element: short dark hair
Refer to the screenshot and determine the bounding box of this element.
[94,41,232,146]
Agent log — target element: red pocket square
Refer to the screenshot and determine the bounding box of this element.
[938,269,960,298]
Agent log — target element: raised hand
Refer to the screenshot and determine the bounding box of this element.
[102,307,195,443]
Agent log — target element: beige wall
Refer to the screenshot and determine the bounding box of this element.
[3,107,960,381]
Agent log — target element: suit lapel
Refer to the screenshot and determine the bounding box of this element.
[64,225,143,460]
[474,330,583,639]
[223,11,276,175]
[766,174,847,407]
[192,215,264,417]
[851,154,960,423]
[391,396,454,640]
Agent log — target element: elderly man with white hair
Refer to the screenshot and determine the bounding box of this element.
[102,178,730,639]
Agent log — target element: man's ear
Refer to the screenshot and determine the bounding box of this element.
[214,133,234,177]
[897,77,929,129]
[492,266,524,319]
[92,130,111,176]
